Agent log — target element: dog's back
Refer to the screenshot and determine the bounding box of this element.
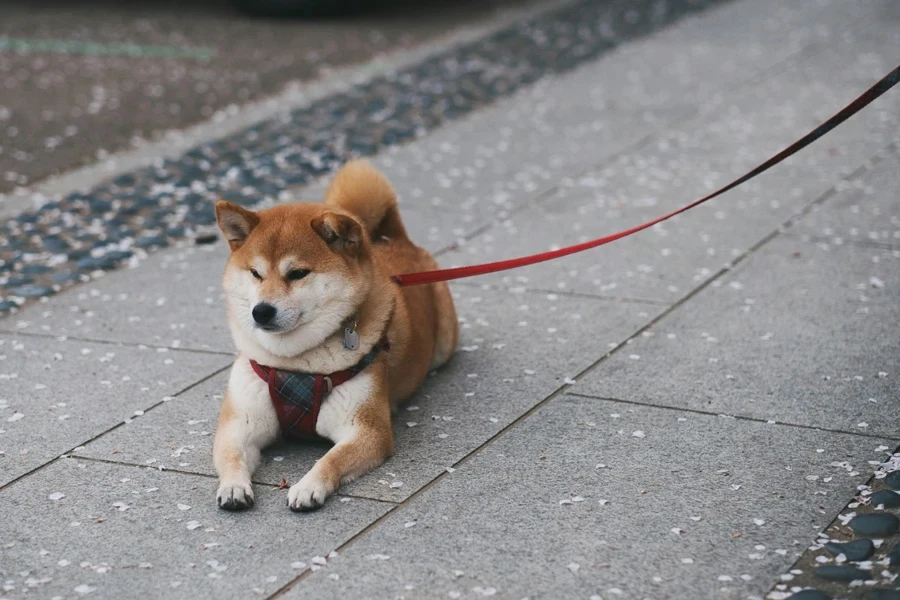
[323,161,459,391]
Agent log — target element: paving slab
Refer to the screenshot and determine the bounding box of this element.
[0,457,391,599]
[0,334,228,488]
[286,395,891,600]
[572,235,900,439]
[787,151,900,249]
[435,30,900,301]
[296,0,877,220]
[77,286,661,503]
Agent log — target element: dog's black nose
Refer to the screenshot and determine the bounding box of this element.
[252,303,277,325]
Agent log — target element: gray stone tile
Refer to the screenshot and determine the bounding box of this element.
[435,31,900,302]
[0,457,390,599]
[573,236,900,438]
[0,334,229,488]
[0,244,235,352]
[78,286,661,503]
[787,151,900,248]
[286,395,890,600]
[293,0,867,228]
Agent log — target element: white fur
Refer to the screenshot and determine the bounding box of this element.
[314,372,374,442]
[225,358,281,436]
[214,358,280,507]
[223,263,364,361]
[249,257,268,278]
[277,256,302,276]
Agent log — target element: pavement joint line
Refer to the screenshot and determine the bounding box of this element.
[449,279,673,307]
[0,328,236,357]
[272,132,900,600]
[60,454,401,506]
[66,454,222,481]
[0,0,576,221]
[565,391,900,442]
[0,363,230,494]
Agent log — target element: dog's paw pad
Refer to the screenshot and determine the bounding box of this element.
[217,482,254,511]
[287,477,331,512]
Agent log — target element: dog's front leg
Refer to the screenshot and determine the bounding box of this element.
[288,371,393,511]
[214,360,280,510]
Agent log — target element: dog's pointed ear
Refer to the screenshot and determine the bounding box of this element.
[311,212,363,256]
[215,201,260,251]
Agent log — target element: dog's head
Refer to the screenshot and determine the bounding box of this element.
[215,201,371,357]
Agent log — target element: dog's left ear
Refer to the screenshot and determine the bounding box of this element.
[311,212,363,256]
[215,201,260,251]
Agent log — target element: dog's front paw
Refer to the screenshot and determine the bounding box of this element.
[287,475,333,512]
[217,480,255,511]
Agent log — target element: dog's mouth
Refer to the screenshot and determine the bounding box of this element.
[253,312,305,334]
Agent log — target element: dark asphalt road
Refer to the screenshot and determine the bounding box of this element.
[0,0,537,193]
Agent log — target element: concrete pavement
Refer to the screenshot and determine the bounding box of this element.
[1,0,899,598]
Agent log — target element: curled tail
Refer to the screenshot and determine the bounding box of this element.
[324,160,408,241]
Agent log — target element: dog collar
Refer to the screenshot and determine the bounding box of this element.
[249,343,384,439]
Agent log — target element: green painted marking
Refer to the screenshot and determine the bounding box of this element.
[0,37,217,61]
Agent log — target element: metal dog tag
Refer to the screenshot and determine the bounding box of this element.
[342,327,360,351]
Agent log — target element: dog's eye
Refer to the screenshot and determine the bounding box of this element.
[287,269,311,281]
[250,269,262,280]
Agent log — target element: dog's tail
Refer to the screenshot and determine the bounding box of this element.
[324,160,408,241]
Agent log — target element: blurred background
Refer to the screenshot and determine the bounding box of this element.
[0,0,538,195]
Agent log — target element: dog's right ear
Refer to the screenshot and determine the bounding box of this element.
[215,201,260,251]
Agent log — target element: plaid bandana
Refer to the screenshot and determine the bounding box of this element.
[249,346,381,439]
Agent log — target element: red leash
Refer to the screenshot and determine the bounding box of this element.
[392,64,900,287]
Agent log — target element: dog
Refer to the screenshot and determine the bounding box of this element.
[212,160,458,511]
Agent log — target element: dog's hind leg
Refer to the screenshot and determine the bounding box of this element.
[430,280,459,370]
[287,371,393,511]
[213,360,280,510]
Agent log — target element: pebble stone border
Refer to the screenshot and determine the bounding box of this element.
[770,449,900,600]
[0,0,729,313]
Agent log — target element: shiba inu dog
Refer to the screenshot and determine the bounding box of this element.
[213,160,458,511]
